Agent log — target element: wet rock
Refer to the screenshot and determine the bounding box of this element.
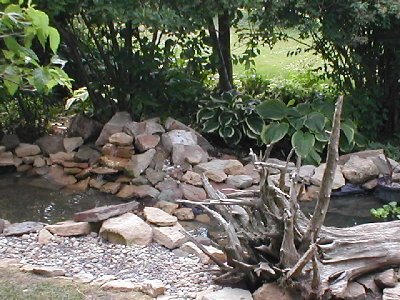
[180,183,207,201]
[68,114,103,141]
[43,165,77,186]
[135,134,160,152]
[144,207,177,226]
[342,155,380,184]
[101,143,134,159]
[31,266,66,277]
[22,155,40,165]
[3,221,44,236]
[45,220,91,236]
[14,143,41,157]
[108,132,133,146]
[375,269,397,289]
[116,184,159,200]
[36,135,65,155]
[100,212,153,246]
[152,225,187,249]
[74,201,139,222]
[182,171,203,186]
[161,130,197,153]
[311,163,345,190]
[200,287,252,300]
[63,137,84,153]
[124,149,156,178]
[253,283,295,300]
[100,182,121,194]
[174,208,195,221]
[226,175,253,189]
[66,178,90,192]
[96,112,132,146]
[74,145,101,164]
[1,134,20,150]
[0,145,5,153]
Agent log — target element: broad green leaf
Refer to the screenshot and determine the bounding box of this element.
[245,114,264,134]
[305,112,326,132]
[288,116,306,130]
[4,37,20,52]
[296,103,312,114]
[37,27,49,49]
[256,99,288,120]
[341,122,355,143]
[48,27,60,53]
[202,118,219,133]
[219,126,235,139]
[260,122,289,144]
[314,131,329,142]
[218,111,234,126]
[196,108,215,122]
[305,148,322,166]
[26,7,49,28]
[243,125,259,139]
[3,74,19,95]
[291,131,315,158]
[226,128,242,145]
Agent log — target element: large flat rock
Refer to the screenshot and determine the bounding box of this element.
[3,221,45,236]
[74,201,139,222]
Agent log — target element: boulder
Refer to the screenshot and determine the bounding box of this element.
[383,283,400,300]
[108,132,133,146]
[68,114,103,141]
[375,269,397,289]
[152,225,187,249]
[155,200,179,215]
[140,279,166,297]
[90,167,119,175]
[45,220,91,236]
[174,208,195,221]
[145,168,165,185]
[226,175,253,189]
[100,182,121,194]
[123,120,165,138]
[144,207,178,226]
[101,279,140,292]
[339,149,384,165]
[1,134,20,150]
[99,155,130,171]
[3,221,44,236]
[182,171,203,186]
[101,143,134,159]
[172,144,208,167]
[74,201,139,222]
[149,147,169,171]
[74,145,101,164]
[253,283,295,300]
[194,159,243,175]
[36,135,65,155]
[161,130,197,153]
[33,156,46,168]
[340,282,366,300]
[342,155,380,184]
[180,183,207,201]
[96,112,132,146]
[299,165,316,184]
[124,148,156,177]
[63,137,84,153]
[43,165,77,187]
[65,178,90,192]
[49,151,75,162]
[371,154,400,175]
[14,143,41,157]
[31,266,66,277]
[100,212,153,246]
[89,178,104,189]
[311,163,346,190]
[116,184,159,200]
[135,134,160,152]
[0,151,15,166]
[200,287,253,300]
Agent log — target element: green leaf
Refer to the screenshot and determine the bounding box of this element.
[314,131,329,142]
[218,111,234,126]
[4,36,20,52]
[305,112,326,132]
[291,131,315,158]
[26,7,49,28]
[196,108,215,122]
[48,27,60,53]
[245,114,264,134]
[341,122,355,143]
[305,148,322,166]
[256,99,288,120]
[260,122,289,144]
[226,128,242,145]
[219,126,234,139]
[3,74,19,95]
[202,118,219,133]
[288,116,306,130]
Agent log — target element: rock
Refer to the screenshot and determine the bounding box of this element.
[182,171,203,186]
[22,155,40,164]
[91,275,118,286]
[73,272,95,283]
[100,182,121,194]
[90,167,119,175]
[108,132,133,146]
[152,225,187,249]
[253,283,295,300]
[65,178,90,192]
[31,266,66,277]
[64,167,83,175]
[144,207,178,226]
[45,220,91,236]
[155,200,179,215]
[63,137,84,153]
[135,134,160,152]
[68,114,103,141]
[200,287,253,300]
[196,214,211,224]
[36,135,65,155]
[3,221,44,236]
[356,274,381,298]
[131,176,150,186]
[145,168,165,185]
[339,149,384,165]
[342,155,380,184]
[210,181,236,195]
[123,120,165,138]
[43,165,77,186]
[96,112,132,146]
[372,154,400,175]
[161,130,197,153]
[89,178,104,189]
[174,208,195,221]
[116,184,159,200]
[172,144,208,167]
[74,201,139,222]
[14,143,41,157]
[164,117,214,152]
[180,242,226,264]
[180,183,207,201]
[299,185,320,201]
[141,279,166,297]
[102,143,134,159]
[74,145,101,164]
[101,279,139,292]
[33,156,46,168]
[149,147,169,171]
[100,155,130,171]
[340,282,366,300]
[0,219,5,233]
[49,151,75,162]
[311,163,346,190]
[194,159,242,175]
[204,170,227,184]
[1,134,20,150]
[0,145,4,153]
[299,165,316,184]
[37,228,53,244]
[383,283,400,300]
[240,164,260,184]
[75,168,91,180]
[226,175,253,189]
[16,164,32,172]
[375,269,397,289]
[0,151,15,166]
[125,149,156,177]
[100,212,153,246]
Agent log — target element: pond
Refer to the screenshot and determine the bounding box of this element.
[0,172,384,227]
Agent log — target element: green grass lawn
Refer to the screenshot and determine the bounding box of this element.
[232,30,323,79]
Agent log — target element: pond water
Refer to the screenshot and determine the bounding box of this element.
[0,173,384,227]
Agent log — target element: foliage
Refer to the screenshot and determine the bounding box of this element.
[368,141,400,162]
[371,202,400,221]
[196,90,264,145]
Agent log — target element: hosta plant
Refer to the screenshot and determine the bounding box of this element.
[196,91,265,145]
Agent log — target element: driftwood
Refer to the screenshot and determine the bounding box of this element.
[179,96,400,299]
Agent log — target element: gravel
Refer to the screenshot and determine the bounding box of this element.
[0,232,221,299]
